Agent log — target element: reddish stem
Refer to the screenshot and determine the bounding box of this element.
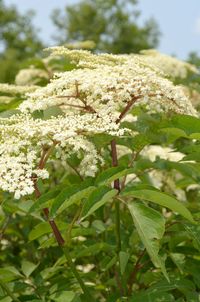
[33,178,65,246]
[116,96,141,124]
[111,140,120,193]
[128,249,146,295]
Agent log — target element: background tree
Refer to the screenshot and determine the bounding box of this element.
[0,0,43,83]
[51,0,160,54]
[188,52,200,68]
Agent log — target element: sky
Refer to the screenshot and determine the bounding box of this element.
[4,0,200,59]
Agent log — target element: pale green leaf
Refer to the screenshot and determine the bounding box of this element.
[21,260,38,277]
[128,202,168,280]
[95,166,135,186]
[122,188,195,223]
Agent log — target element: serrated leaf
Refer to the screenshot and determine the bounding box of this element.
[81,186,117,220]
[122,188,195,223]
[128,202,168,280]
[183,223,200,251]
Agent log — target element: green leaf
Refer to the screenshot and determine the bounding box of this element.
[95,166,135,186]
[160,127,188,142]
[50,291,76,302]
[183,152,200,161]
[50,180,95,218]
[74,242,115,258]
[119,251,129,275]
[43,106,63,119]
[29,221,67,241]
[170,253,185,273]
[21,260,38,277]
[81,186,117,220]
[29,222,51,241]
[122,188,195,223]
[0,267,22,282]
[183,223,200,251]
[130,291,175,302]
[128,202,168,280]
[29,187,61,213]
[0,297,12,302]
[170,114,200,135]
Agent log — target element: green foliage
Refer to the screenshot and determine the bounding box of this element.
[128,202,167,279]
[51,0,160,53]
[1,110,200,301]
[0,0,43,82]
[0,12,200,300]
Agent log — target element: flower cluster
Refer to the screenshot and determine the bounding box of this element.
[0,47,198,199]
[20,49,196,117]
[140,49,198,79]
[15,67,49,86]
[0,83,38,96]
[0,112,124,199]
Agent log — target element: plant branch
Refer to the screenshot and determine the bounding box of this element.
[66,160,83,180]
[116,96,141,124]
[128,249,146,296]
[31,147,93,299]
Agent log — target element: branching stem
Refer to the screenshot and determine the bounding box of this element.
[32,146,93,299]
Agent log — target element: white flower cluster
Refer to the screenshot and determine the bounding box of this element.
[141,145,186,200]
[0,112,124,199]
[141,145,184,162]
[0,47,198,199]
[0,83,38,96]
[20,49,196,117]
[15,67,49,86]
[140,49,198,79]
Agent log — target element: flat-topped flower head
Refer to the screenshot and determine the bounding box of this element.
[0,48,198,199]
[140,49,199,79]
[20,50,197,118]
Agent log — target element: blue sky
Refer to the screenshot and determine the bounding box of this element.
[4,0,200,59]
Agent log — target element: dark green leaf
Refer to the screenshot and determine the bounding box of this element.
[81,186,117,220]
